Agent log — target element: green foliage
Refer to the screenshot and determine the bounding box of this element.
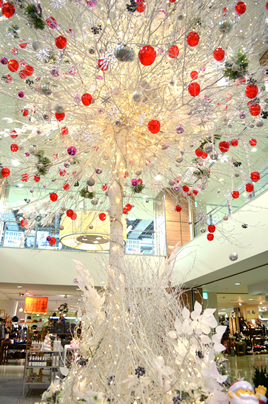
[198,134,221,151]
[24,3,46,30]
[36,150,51,175]
[8,24,19,38]
[223,50,248,80]
[253,366,268,397]
[80,187,95,198]
[132,183,145,193]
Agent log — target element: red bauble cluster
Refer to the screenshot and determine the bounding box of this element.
[1,168,10,177]
[250,171,260,182]
[188,82,200,96]
[213,47,225,62]
[50,192,58,202]
[55,36,67,49]
[249,104,261,116]
[168,45,179,58]
[55,112,65,121]
[235,1,246,15]
[81,93,93,106]
[148,120,160,134]
[136,0,145,13]
[219,141,229,153]
[207,233,214,241]
[245,183,254,192]
[8,59,19,72]
[232,190,239,199]
[175,204,182,212]
[10,144,18,152]
[66,209,74,217]
[245,84,258,99]
[2,2,15,18]
[99,213,106,221]
[208,224,216,233]
[249,138,257,147]
[231,139,238,147]
[186,32,199,47]
[139,45,156,66]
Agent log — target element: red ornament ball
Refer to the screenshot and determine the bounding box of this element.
[207,233,214,241]
[138,178,143,184]
[249,138,257,147]
[139,45,156,66]
[55,112,65,121]
[245,84,258,99]
[168,45,179,58]
[208,224,216,233]
[21,174,29,182]
[50,192,58,202]
[169,0,176,2]
[19,39,27,49]
[63,183,70,190]
[19,70,27,79]
[235,1,246,15]
[182,185,189,193]
[266,2,268,10]
[123,207,128,214]
[61,126,69,136]
[81,93,93,106]
[46,16,57,29]
[1,167,10,177]
[66,209,74,217]
[8,59,19,72]
[98,58,109,71]
[202,152,208,159]
[2,2,15,18]
[175,204,182,212]
[250,171,260,182]
[195,149,203,157]
[213,47,225,62]
[232,190,239,199]
[34,175,40,182]
[190,70,198,79]
[188,82,200,96]
[245,183,254,192]
[55,36,67,49]
[10,144,18,152]
[193,190,198,196]
[148,120,160,134]
[125,203,132,212]
[219,141,229,153]
[136,0,145,12]
[10,130,17,139]
[21,109,28,117]
[249,104,261,116]
[24,65,34,76]
[20,219,28,227]
[231,139,238,147]
[49,237,56,246]
[99,213,106,221]
[71,213,77,220]
[186,32,199,47]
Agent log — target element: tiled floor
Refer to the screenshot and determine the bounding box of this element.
[227,354,268,382]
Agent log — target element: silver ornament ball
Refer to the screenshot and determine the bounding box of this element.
[175,155,183,163]
[135,168,142,176]
[169,180,174,186]
[223,215,228,221]
[256,118,264,127]
[114,45,135,62]
[132,91,142,103]
[89,225,93,229]
[203,143,213,153]
[87,178,95,187]
[91,198,99,206]
[32,41,41,51]
[29,145,38,155]
[200,227,206,233]
[218,20,233,34]
[41,83,53,96]
[59,225,64,230]
[54,103,65,113]
[229,252,238,261]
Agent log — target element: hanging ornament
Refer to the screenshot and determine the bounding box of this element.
[99,213,106,221]
[188,82,200,96]
[8,59,19,72]
[66,209,74,217]
[1,168,10,177]
[67,146,77,156]
[175,155,183,163]
[245,183,253,192]
[136,0,145,12]
[203,143,213,153]
[218,20,233,33]
[50,192,58,202]
[87,178,95,186]
[20,219,28,227]
[46,16,57,29]
[168,45,179,58]
[32,41,41,51]
[213,47,225,62]
[114,45,135,62]
[256,118,264,127]
[148,120,160,134]
[71,213,77,220]
[250,171,260,182]
[235,1,246,15]
[195,149,203,157]
[173,183,180,191]
[208,224,216,233]
[10,144,18,152]
[81,93,93,106]
[34,175,40,183]
[95,167,103,174]
[182,185,189,192]
[249,138,257,146]
[239,112,246,119]
[125,203,132,211]
[41,84,53,96]
[190,70,198,79]
[55,112,65,121]
[139,45,156,66]
[210,151,218,160]
[55,103,65,114]
[98,59,109,71]
[2,2,15,17]
[232,190,239,199]
[229,252,238,261]
[24,65,34,76]
[245,84,258,99]
[207,233,214,241]
[186,32,199,47]
[175,205,182,212]
[21,174,29,182]
[231,139,238,147]
[175,124,185,134]
[49,237,56,245]
[132,91,142,102]
[61,126,68,136]
[18,91,24,98]
[219,141,229,152]
[55,36,67,49]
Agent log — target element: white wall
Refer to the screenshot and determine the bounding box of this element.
[0,299,18,317]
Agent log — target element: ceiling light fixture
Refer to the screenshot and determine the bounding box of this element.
[235,282,241,285]
[17,286,22,289]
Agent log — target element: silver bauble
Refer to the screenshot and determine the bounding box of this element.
[193,170,201,177]
[29,145,38,155]
[223,215,228,221]
[209,151,218,160]
[169,180,174,186]
[89,225,93,229]
[88,46,95,55]
[248,122,255,128]
[103,153,109,160]
[203,143,213,153]
[146,199,149,203]
[135,168,142,176]
[41,83,52,96]
[188,221,192,225]
[32,41,41,51]
[114,45,135,62]
[227,122,232,128]
[87,178,95,187]
[54,103,65,113]
[160,142,169,150]
[200,227,206,233]
[59,225,64,230]
[229,252,238,261]
[43,114,50,121]
[177,13,185,20]
[256,118,264,127]
[218,20,233,34]
[175,155,183,163]
[91,198,98,205]
[64,162,70,168]
[37,163,44,169]
[235,173,239,178]
[132,91,142,103]
[264,97,268,104]
[115,119,122,126]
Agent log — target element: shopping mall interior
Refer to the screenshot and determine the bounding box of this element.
[0,0,268,403]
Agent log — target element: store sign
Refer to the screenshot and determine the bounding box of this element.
[24,297,48,314]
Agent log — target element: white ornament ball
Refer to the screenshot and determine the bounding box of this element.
[132,91,142,103]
